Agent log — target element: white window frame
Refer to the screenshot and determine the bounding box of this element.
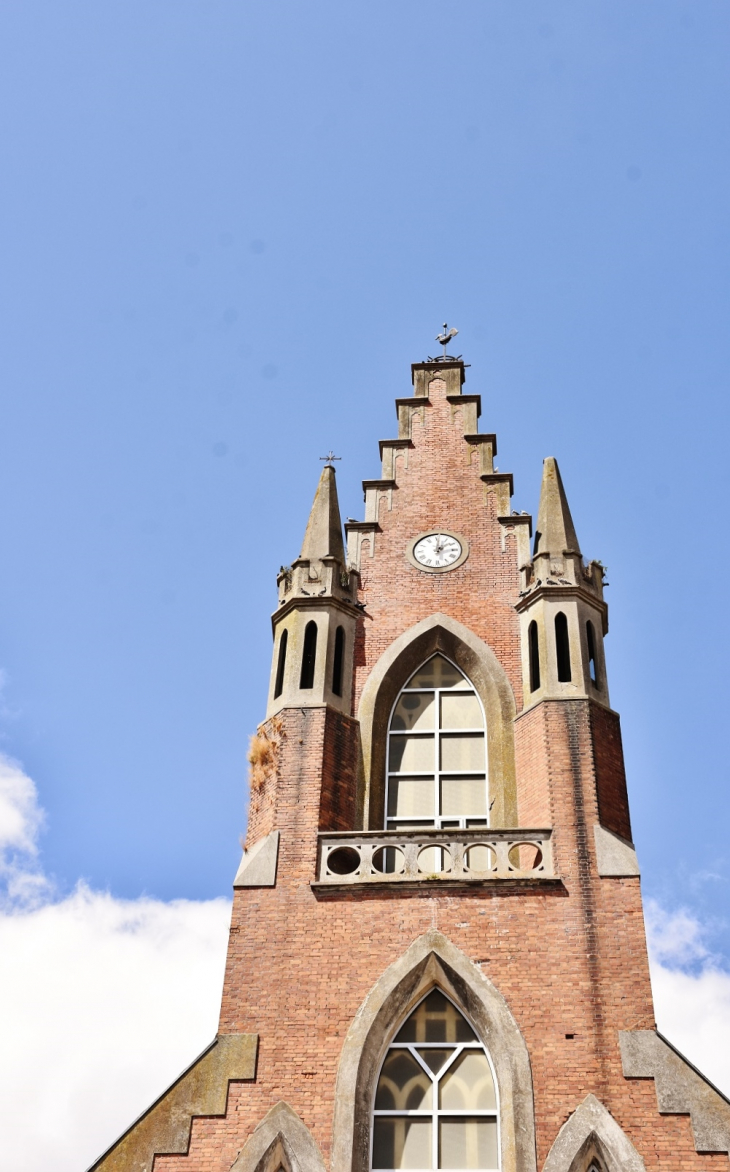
[370,989,501,1172]
[385,655,489,832]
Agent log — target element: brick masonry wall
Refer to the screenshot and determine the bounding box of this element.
[151,371,724,1172]
[590,703,633,842]
[352,377,524,715]
[319,709,360,832]
[244,709,325,858]
[157,824,712,1172]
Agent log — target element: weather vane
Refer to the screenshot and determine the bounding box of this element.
[428,323,461,362]
[320,451,341,467]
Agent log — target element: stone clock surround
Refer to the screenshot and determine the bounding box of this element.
[405,528,469,573]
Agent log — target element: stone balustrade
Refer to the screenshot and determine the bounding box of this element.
[314,827,554,887]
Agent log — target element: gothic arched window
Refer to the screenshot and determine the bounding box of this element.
[386,655,487,831]
[300,620,318,689]
[586,620,598,688]
[528,621,540,693]
[274,628,288,699]
[555,613,571,683]
[372,989,499,1171]
[332,625,345,697]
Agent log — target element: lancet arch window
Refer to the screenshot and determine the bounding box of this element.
[274,629,288,699]
[332,625,345,697]
[300,620,318,689]
[386,655,488,832]
[554,613,571,683]
[372,989,499,1171]
[586,620,598,688]
[527,622,540,693]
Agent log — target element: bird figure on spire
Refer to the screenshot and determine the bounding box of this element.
[436,323,458,357]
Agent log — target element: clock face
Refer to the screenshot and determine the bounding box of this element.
[413,533,463,569]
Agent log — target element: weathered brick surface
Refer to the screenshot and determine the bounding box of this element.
[590,703,633,842]
[319,709,360,832]
[153,369,723,1172]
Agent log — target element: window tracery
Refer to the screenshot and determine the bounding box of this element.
[386,656,488,836]
[372,989,499,1171]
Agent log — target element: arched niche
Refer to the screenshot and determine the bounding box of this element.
[542,1094,645,1172]
[231,1101,326,1172]
[330,930,536,1172]
[356,613,518,829]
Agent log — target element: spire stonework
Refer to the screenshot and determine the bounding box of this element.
[516,456,609,706]
[267,463,359,718]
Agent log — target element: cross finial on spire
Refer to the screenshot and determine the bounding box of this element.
[319,450,341,467]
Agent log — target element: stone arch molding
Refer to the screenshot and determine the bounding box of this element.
[230,1101,326,1172]
[356,612,518,829]
[541,1094,645,1172]
[330,929,536,1172]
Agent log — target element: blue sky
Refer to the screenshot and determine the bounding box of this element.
[3,6,730,1166]
[0,2,729,932]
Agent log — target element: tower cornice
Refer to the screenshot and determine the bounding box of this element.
[378,438,415,459]
[271,592,362,633]
[411,359,467,384]
[516,582,608,632]
[481,471,514,495]
[446,393,481,418]
[394,395,431,412]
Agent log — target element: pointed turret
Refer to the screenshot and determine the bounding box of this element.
[299,464,346,564]
[516,456,609,709]
[265,464,360,719]
[534,457,580,562]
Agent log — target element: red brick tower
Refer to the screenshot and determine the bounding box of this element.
[92,346,730,1172]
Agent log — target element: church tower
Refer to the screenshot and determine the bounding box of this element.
[91,340,730,1172]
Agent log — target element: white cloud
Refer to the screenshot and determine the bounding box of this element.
[646,898,730,1095]
[2,755,730,1172]
[0,753,43,857]
[0,754,231,1172]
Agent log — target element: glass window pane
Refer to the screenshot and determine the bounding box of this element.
[440,777,487,817]
[388,778,435,819]
[416,1048,453,1074]
[440,693,483,730]
[390,735,435,773]
[373,1119,432,1169]
[395,991,476,1043]
[440,736,485,772]
[392,692,435,731]
[439,1118,498,1169]
[375,1051,432,1110]
[407,655,466,690]
[439,1052,496,1110]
